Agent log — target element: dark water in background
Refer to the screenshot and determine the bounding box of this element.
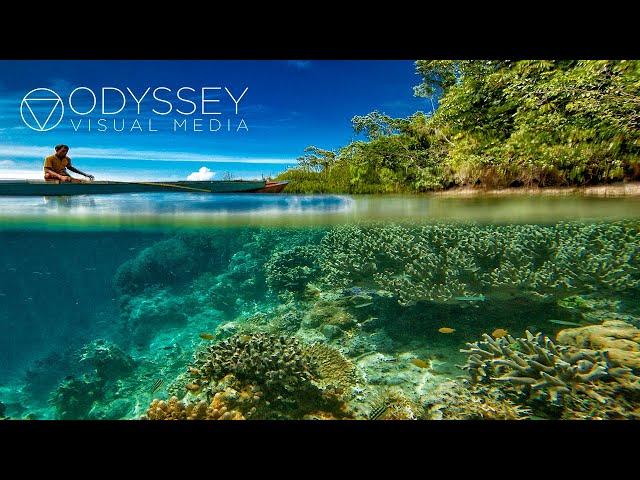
[0,231,164,378]
[1,193,639,420]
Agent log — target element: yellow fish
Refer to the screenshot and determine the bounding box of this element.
[438,327,455,334]
[411,358,430,369]
[199,332,215,340]
[185,383,201,392]
[492,328,508,338]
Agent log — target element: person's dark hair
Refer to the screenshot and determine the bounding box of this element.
[55,144,69,151]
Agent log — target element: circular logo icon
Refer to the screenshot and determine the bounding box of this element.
[20,88,64,131]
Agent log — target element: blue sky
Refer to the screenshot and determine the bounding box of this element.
[0,60,430,180]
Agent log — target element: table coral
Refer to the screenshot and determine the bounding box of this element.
[319,221,640,305]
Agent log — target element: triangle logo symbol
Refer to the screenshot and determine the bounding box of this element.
[23,98,62,131]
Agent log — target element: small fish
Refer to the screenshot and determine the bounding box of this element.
[162,345,174,350]
[199,332,215,340]
[185,383,201,392]
[0,293,6,296]
[369,403,390,420]
[8,268,16,272]
[188,367,200,375]
[32,271,43,275]
[492,328,509,338]
[84,268,97,271]
[454,294,486,302]
[354,302,373,309]
[438,327,456,334]
[548,319,582,327]
[411,358,430,369]
[150,378,164,394]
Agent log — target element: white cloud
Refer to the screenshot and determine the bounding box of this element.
[0,144,294,164]
[0,159,16,167]
[187,166,215,181]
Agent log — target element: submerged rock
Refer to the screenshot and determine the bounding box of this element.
[557,320,640,369]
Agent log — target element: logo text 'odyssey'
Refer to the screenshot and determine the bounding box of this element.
[19,86,249,133]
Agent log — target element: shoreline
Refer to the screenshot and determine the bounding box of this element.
[430,181,640,198]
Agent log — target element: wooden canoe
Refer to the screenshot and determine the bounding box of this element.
[0,180,288,196]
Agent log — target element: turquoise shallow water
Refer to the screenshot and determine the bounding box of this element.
[1,193,639,420]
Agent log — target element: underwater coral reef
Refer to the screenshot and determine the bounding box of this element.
[6,221,640,420]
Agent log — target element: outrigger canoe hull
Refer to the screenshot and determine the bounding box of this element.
[0,180,288,196]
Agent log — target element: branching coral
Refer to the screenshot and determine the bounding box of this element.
[424,380,531,420]
[460,330,640,417]
[319,221,640,305]
[462,331,612,402]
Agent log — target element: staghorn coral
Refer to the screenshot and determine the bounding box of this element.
[460,330,640,417]
[424,380,531,420]
[556,320,640,369]
[319,221,640,305]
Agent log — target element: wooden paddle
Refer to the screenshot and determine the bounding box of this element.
[122,181,213,193]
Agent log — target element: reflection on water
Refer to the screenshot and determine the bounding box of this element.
[0,193,639,228]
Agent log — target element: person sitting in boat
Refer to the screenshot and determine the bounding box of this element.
[44,144,94,183]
